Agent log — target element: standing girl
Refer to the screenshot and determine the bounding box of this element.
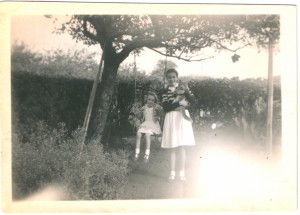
[161,69,196,182]
[134,91,163,162]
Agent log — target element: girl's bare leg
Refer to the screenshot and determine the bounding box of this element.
[144,134,151,162]
[168,148,176,182]
[135,132,142,151]
[145,133,151,154]
[170,148,176,172]
[134,132,142,161]
[179,146,186,180]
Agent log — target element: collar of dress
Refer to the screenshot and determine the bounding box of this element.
[168,83,179,92]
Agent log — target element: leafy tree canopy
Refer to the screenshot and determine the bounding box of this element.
[56,15,280,63]
[54,14,280,141]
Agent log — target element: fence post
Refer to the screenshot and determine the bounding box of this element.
[266,40,273,157]
[80,42,106,153]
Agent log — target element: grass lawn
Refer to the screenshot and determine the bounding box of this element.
[13,125,294,212]
[119,126,291,211]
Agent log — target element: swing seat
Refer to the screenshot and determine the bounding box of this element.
[151,133,162,144]
[152,132,162,137]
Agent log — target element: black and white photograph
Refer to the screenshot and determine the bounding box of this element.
[0,1,298,213]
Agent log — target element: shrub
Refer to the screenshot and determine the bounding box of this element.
[188,77,281,144]
[61,137,130,200]
[12,121,130,200]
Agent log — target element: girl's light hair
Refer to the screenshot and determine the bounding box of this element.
[146,91,158,103]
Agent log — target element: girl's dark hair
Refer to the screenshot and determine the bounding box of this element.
[165,68,178,78]
[146,91,158,103]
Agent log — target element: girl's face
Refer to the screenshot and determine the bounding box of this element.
[146,95,155,107]
[166,72,178,86]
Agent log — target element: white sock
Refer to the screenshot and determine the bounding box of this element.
[170,170,176,176]
[179,170,185,177]
[135,149,140,154]
[145,149,150,155]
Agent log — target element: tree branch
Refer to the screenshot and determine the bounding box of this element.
[206,35,251,52]
[115,26,249,64]
[148,48,214,62]
[116,38,165,63]
[178,46,187,59]
[116,34,217,63]
[84,16,116,47]
[82,20,99,42]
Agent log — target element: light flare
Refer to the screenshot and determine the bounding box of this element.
[193,140,281,204]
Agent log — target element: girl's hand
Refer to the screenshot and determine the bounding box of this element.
[179,99,188,107]
[180,83,189,91]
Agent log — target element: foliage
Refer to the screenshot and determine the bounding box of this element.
[12,71,281,146]
[39,48,99,80]
[117,62,147,81]
[11,72,91,138]
[189,77,281,142]
[11,42,43,73]
[54,14,280,141]
[12,121,130,200]
[11,72,281,199]
[149,59,178,81]
[57,15,279,61]
[241,15,280,47]
[11,42,99,80]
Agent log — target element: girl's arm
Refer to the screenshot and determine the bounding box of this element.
[163,101,180,112]
[136,105,145,120]
[162,91,180,112]
[153,105,162,122]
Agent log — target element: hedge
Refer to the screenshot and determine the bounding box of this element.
[12,72,281,145]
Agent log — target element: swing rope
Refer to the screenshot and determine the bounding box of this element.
[128,49,168,140]
[163,46,168,88]
[134,52,137,103]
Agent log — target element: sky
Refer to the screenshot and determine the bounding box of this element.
[11,15,280,80]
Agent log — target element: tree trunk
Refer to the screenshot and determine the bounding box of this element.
[88,52,121,143]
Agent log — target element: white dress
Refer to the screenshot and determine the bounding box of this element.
[161,88,195,148]
[138,106,161,135]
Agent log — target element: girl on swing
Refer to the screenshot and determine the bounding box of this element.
[134,91,163,162]
[161,69,195,182]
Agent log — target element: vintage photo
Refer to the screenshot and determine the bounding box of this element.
[1,2,297,213]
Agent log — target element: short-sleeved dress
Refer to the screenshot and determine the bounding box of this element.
[161,86,196,148]
[138,106,162,135]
